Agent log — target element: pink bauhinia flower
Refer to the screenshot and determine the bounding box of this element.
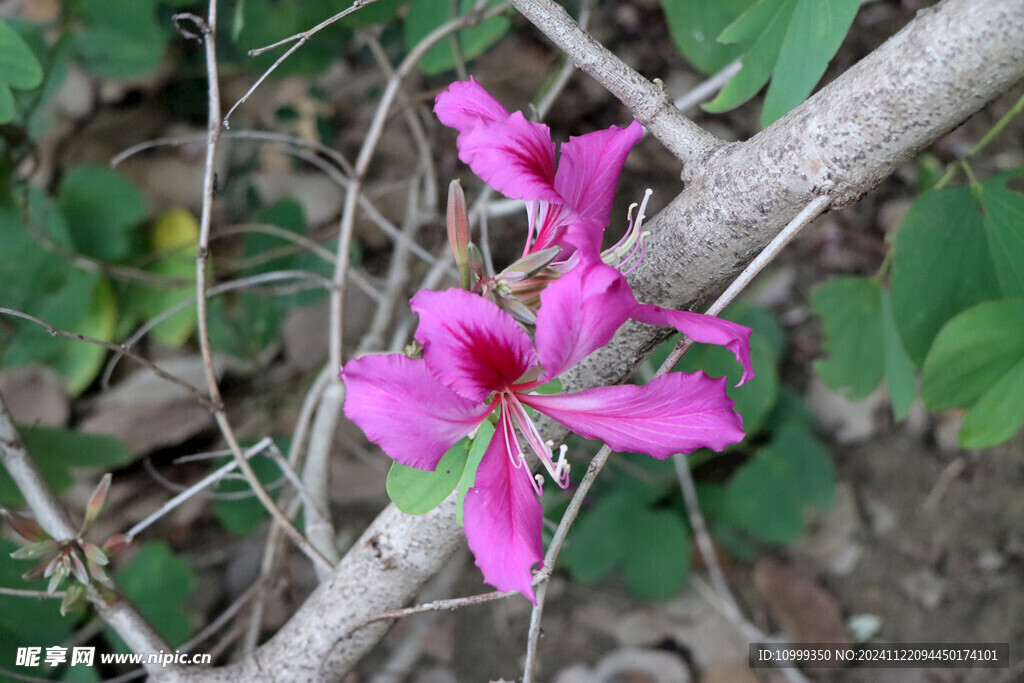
[341,261,754,602]
[434,77,644,261]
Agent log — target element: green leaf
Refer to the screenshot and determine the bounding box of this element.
[725,423,835,544]
[880,288,917,421]
[811,277,884,400]
[213,452,284,536]
[387,438,471,515]
[58,166,148,262]
[207,293,281,362]
[921,298,1024,412]
[23,426,133,469]
[660,0,757,74]
[0,20,44,123]
[705,0,796,115]
[622,510,690,601]
[562,492,632,584]
[976,171,1024,298]
[0,426,132,505]
[456,421,494,525]
[232,0,246,41]
[235,0,352,76]
[704,0,858,126]
[244,199,332,308]
[760,0,859,125]
[891,186,1003,366]
[959,357,1024,448]
[60,278,118,395]
[406,0,509,75]
[109,542,193,651]
[0,193,119,394]
[73,0,167,78]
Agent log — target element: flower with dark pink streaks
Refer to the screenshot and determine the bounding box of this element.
[341,261,752,601]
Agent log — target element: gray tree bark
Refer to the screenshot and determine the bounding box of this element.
[182,0,1024,679]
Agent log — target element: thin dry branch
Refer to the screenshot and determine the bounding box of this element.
[184,4,334,576]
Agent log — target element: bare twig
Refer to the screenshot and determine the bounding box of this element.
[673,59,741,114]
[523,196,832,681]
[126,439,275,539]
[346,589,510,635]
[189,1,334,576]
[223,0,387,126]
[0,586,65,599]
[98,269,331,391]
[368,549,470,683]
[0,307,217,410]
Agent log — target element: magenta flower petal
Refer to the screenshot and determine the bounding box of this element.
[554,122,644,254]
[341,354,491,469]
[535,261,631,379]
[457,112,561,204]
[630,305,755,385]
[434,77,510,132]
[463,412,543,602]
[412,288,538,402]
[522,372,745,457]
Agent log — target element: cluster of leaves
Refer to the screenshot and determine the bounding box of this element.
[0,536,195,679]
[559,304,835,600]
[660,0,860,127]
[2,478,193,679]
[813,169,1024,448]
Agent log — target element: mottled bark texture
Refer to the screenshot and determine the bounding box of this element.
[183,0,1024,680]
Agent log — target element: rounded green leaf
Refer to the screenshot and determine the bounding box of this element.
[388,437,471,515]
[977,171,1024,298]
[959,357,1024,448]
[213,453,284,536]
[891,187,1002,366]
[456,421,494,525]
[921,298,1024,411]
[58,165,148,262]
[562,492,632,585]
[725,423,834,544]
[406,0,508,75]
[0,20,43,89]
[812,277,884,400]
[110,542,193,650]
[880,288,917,421]
[73,0,166,79]
[622,510,691,601]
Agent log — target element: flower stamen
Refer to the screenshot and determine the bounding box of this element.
[602,188,653,269]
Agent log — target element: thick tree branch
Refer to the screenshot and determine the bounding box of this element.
[178,0,1024,680]
[567,0,1024,392]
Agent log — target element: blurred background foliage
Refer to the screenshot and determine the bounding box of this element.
[0,0,1022,678]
